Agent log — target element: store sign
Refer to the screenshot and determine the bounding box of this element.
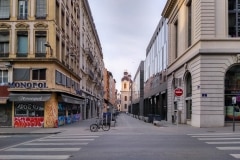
[9,82,48,89]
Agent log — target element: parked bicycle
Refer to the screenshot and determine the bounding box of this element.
[90,118,110,132]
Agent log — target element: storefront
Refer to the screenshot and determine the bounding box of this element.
[9,93,51,128]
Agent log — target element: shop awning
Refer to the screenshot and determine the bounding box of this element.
[9,93,51,102]
[61,94,84,104]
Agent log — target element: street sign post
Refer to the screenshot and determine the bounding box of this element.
[174,88,183,97]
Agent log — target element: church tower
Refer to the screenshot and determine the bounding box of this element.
[120,70,132,113]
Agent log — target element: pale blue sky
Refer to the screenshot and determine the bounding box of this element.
[88,0,167,91]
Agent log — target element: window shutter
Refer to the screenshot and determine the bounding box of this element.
[0,0,10,19]
[36,0,46,18]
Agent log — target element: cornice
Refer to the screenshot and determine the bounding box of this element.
[0,23,11,29]
[34,22,48,28]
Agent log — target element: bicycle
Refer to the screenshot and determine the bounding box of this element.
[90,118,110,132]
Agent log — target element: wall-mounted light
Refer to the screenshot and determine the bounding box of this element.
[44,42,53,56]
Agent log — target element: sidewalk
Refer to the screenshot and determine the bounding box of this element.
[0,118,94,135]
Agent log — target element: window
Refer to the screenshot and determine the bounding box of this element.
[174,20,178,59]
[35,31,46,57]
[0,70,8,85]
[17,31,28,57]
[32,69,46,80]
[0,31,9,57]
[0,0,10,19]
[36,0,46,19]
[229,0,240,37]
[124,83,126,89]
[13,68,30,81]
[186,0,192,47]
[18,0,28,20]
[124,96,127,101]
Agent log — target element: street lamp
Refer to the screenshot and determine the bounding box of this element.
[44,42,53,56]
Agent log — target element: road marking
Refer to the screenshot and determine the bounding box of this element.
[198,137,240,141]
[5,148,81,151]
[187,133,240,136]
[192,135,240,138]
[230,154,240,158]
[0,136,11,138]
[50,136,99,138]
[206,141,240,144]
[23,142,88,145]
[37,138,94,141]
[0,155,70,159]
[217,147,240,150]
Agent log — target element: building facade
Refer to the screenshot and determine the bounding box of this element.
[144,17,168,120]
[120,71,132,113]
[162,0,240,127]
[131,61,144,117]
[103,68,117,113]
[0,0,104,128]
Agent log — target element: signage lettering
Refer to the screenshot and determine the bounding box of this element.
[9,82,48,89]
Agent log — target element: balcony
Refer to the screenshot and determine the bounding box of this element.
[88,69,94,80]
[84,49,94,63]
[16,53,27,57]
[18,14,28,20]
[35,52,46,58]
[0,53,9,58]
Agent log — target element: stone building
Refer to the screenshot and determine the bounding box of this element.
[0,0,104,128]
[162,0,240,127]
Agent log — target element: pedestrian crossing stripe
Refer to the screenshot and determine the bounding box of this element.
[0,155,70,159]
[217,147,240,150]
[23,142,88,145]
[198,137,240,141]
[49,135,99,138]
[37,138,95,141]
[230,154,240,158]
[5,148,81,151]
[206,141,240,144]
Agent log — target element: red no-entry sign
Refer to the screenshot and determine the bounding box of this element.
[174,88,183,97]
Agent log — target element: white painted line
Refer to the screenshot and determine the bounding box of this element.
[198,138,240,141]
[5,148,81,151]
[192,135,240,138]
[230,154,240,158]
[50,136,99,138]
[24,142,88,145]
[0,136,11,138]
[37,139,94,141]
[206,141,240,144]
[188,133,240,136]
[0,155,70,159]
[217,147,240,150]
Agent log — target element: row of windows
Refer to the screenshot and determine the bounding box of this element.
[55,70,80,90]
[0,0,46,20]
[0,31,47,57]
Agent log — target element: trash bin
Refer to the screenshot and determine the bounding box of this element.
[147,114,154,123]
[154,115,161,121]
[153,115,161,126]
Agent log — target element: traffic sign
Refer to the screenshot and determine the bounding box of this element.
[174,88,183,97]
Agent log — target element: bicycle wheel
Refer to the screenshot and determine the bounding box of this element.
[102,123,110,131]
[90,124,98,132]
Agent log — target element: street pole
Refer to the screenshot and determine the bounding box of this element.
[233,104,235,132]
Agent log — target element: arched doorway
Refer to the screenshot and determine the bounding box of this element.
[185,72,192,121]
[225,65,240,122]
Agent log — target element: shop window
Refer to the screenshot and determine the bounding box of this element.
[0,0,10,19]
[32,68,46,80]
[0,31,9,57]
[14,102,44,117]
[18,0,28,20]
[0,70,8,85]
[13,68,30,81]
[36,0,46,19]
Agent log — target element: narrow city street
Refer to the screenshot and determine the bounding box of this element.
[0,113,239,160]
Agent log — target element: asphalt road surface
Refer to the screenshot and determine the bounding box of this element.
[0,113,239,160]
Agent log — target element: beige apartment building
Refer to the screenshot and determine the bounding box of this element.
[0,0,104,128]
[162,0,240,127]
[103,68,117,113]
